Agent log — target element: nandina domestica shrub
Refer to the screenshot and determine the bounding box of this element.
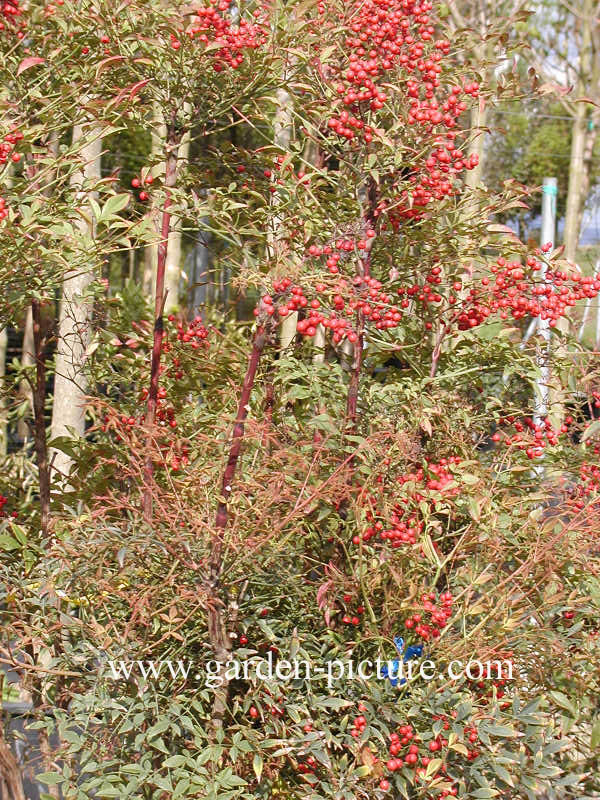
[0,0,599,799]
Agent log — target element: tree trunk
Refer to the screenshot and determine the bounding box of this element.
[576,114,599,245]
[0,728,26,800]
[563,103,588,263]
[270,85,298,349]
[188,226,211,315]
[31,299,51,539]
[464,36,489,206]
[164,110,191,315]
[17,306,34,443]
[49,123,102,482]
[465,98,487,195]
[143,128,181,521]
[144,104,168,302]
[313,325,326,364]
[563,0,594,263]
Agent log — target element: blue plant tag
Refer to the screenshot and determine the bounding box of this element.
[380,636,424,686]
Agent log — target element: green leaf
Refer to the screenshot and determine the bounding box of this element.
[98,193,131,223]
[557,773,585,787]
[483,724,518,738]
[425,758,442,779]
[120,764,143,774]
[492,763,514,787]
[0,534,20,550]
[548,691,577,717]
[96,788,123,798]
[591,719,600,750]
[581,419,600,443]
[36,773,65,786]
[253,754,263,782]
[163,755,187,768]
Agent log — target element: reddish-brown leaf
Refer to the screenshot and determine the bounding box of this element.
[17,57,45,76]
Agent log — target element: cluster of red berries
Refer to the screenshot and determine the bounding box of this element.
[568,460,600,510]
[350,711,368,738]
[457,258,600,330]
[494,415,571,459]
[137,386,178,430]
[296,755,318,774]
[0,0,23,34]
[350,709,488,795]
[257,242,597,345]
[79,33,111,56]
[100,405,188,472]
[389,144,479,222]
[326,0,457,134]
[383,724,454,791]
[0,494,18,519]
[404,591,453,640]
[0,129,22,166]
[380,716,479,793]
[468,673,509,702]
[0,195,8,223]
[131,173,153,202]
[341,593,365,625]
[168,315,210,349]
[187,1,266,71]
[357,457,462,548]
[319,0,481,219]
[256,273,406,344]
[459,724,481,761]
[169,446,190,472]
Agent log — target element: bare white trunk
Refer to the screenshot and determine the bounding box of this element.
[465,100,487,194]
[164,121,191,315]
[312,324,326,364]
[564,0,594,263]
[50,123,102,480]
[270,86,298,349]
[464,35,488,202]
[144,105,168,302]
[564,104,588,263]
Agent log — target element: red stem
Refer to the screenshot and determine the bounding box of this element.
[143,130,180,521]
[214,326,267,537]
[346,311,366,425]
[204,324,268,732]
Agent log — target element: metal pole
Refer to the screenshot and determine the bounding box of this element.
[534,178,557,426]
